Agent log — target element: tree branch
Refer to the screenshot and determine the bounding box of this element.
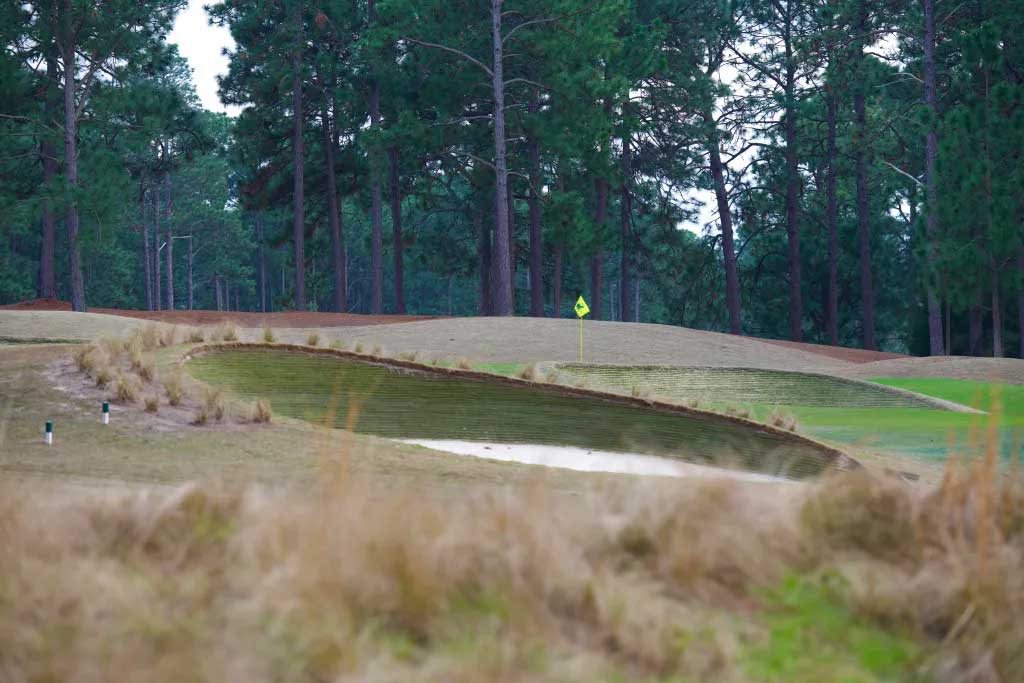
[404,38,493,77]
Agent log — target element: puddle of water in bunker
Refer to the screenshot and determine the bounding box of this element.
[398,439,790,483]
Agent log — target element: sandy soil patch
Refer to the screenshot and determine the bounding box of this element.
[837,355,1024,385]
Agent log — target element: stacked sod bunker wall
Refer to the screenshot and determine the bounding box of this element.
[184,344,858,479]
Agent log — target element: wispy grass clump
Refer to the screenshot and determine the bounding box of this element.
[160,325,179,348]
[1,463,1020,681]
[193,386,226,425]
[248,398,272,424]
[113,373,140,404]
[306,333,319,347]
[262,324,276,344]
[74,343,109,374]
[329,338,347,351]
[187,327,205,343]
[768,406,799,432]
[397,350,422,363]
[211,321,238,343]
[94,365,113,388]
[455,357,473,370]
[140,324,162,351]
[144,395,159,413]
[163,372,184,406]
[135,358,155,384]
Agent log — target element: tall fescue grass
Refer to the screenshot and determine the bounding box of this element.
[163,371,184,406]
[0,461,1020,682]
[113,373,140,403]
[193,386,226,425]
[262,324,276,343]
[211,321,238,342]
[306,333,319,347]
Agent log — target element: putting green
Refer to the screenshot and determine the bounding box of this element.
[186,349,845,479]
[554,365,944,409]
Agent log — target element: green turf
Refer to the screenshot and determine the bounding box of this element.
[787,378,1024,462]
[186,349,838,478]
[554,365,940,409]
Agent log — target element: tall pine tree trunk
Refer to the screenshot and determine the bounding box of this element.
[141,184,153,311]
[477,211,492,314]
[922,0,944,355]
[591,177,607,320]
[60,1,86,312]
[164,173,173,311]
[1018,249,1024,359]
[187,233,194,311]
[527,97,543,317]
[367,0,384,314]
[153,189,161,311]
[783,44,802,342]
[707,130,741,335]
[825,85,840,345]
[969,299,983,356]
[38,51,58,299]
[991,267,1003,357]
[389,147,405,313]
[488,0,512,315]
[291,0,306,311]
[322,103,347,312]
[552,242,563,318]
[620,127,634,323]
[854,0,876,349]
[258,215,267,313]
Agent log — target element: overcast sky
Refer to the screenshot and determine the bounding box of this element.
[168,0,236,114]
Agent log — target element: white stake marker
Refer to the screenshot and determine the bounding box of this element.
[44,420,53,445]
[102,401,109,425]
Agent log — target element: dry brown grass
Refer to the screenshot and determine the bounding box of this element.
[768,406,799,432]
[135,358,155,384]
[455,357,473,370]
[160,325,179,348]
[140,324,162,351]
[211,321,239,343]
[163,372,184,406]
[306,333,319,347]
[517,363,540,381]
[188,327,205,343]
[74,342,109,375]
[248,398,272,424]
[144,395,159,413]
[262,324,276,344]
[0,461,1020,682]
[93,364,113,388]
[113,373,140,404]
[193,386,226,425]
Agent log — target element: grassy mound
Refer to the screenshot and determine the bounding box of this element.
[186,348,843,479]
[554,364,946,410]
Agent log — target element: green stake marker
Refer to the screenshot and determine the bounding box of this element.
[102,401,110,425]
[44,420,53,445]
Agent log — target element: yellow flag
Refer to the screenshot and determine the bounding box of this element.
[574,296,590,318]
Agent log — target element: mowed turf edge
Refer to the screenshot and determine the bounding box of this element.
[181,342,861,474]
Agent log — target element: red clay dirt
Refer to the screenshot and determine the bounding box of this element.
[1,298,435,328]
